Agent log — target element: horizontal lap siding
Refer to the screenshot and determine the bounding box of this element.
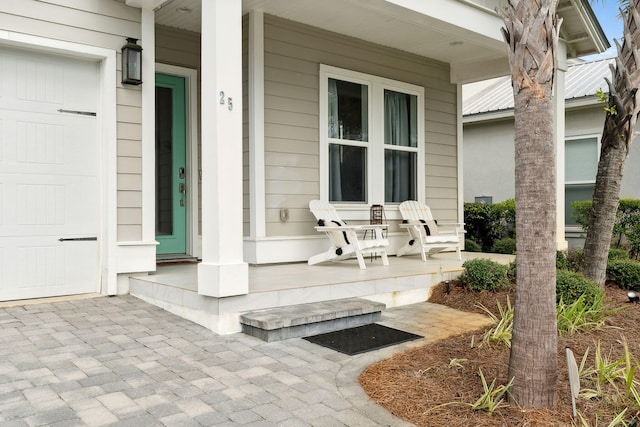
[2,0,144,241]
[261,15,457,236]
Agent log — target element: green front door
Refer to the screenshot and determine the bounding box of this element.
[155,73,187,255]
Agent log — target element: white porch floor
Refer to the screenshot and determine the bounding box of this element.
[141,252,514,293]
[128,252,514,334]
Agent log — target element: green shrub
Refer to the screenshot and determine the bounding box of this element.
[556,251,568,270]
[614,199,640,252]
[460,259,510,292]
[565,247,584,273]
[492,238,516,255]
[465,239,482,252]
[463,199,516,252]
[606,260,640,290]
[491,199,516,240]
[507,260,517,280]
[571,200,592,232]
[608,247,630,261]
[625,214,640,260]
[556,270,602,305]
[571,198,640,260]
[464,202,494,251]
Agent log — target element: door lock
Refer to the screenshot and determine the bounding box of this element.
[178,167,185,179]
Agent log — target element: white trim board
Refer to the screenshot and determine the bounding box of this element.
[155,63,201,259]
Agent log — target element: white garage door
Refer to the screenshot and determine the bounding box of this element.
[0,47,99,301]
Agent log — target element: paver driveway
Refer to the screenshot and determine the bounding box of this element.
[0,294,490,426]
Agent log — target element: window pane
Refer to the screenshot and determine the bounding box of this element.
[384,90,417,148]
[329,144,367,202]
[565,183,594,225]
[385,150,416,203]
[156,86,173,236]
[328,78,368,141]
[566,138,598,182]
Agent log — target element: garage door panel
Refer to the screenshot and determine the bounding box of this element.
[0,175,97,237]
[0,46,99,301]
[0,109,96,176]
[0,47,96,112]
[0,237,97,300]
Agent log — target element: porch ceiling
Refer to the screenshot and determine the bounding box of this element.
[151,0,609,83]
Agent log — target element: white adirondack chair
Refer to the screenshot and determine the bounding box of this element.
[308,200,389,269]
[396,200,464,261]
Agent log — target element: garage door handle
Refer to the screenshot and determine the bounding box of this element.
[58,237,97,242]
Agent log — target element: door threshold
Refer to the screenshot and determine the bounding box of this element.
[156,254,199,265]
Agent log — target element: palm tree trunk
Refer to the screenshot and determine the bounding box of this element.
[583,0,640,286]
[509,90,558,407]
[501,0,560,408]
[583,129,628,286]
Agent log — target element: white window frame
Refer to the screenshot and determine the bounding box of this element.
[319,64,425,220]
[565,134,600,229]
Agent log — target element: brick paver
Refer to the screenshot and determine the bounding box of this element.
[0,295,490,426]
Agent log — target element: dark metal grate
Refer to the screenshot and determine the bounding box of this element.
[303,323,421,355]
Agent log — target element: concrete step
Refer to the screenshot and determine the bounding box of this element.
[239,297,386,342]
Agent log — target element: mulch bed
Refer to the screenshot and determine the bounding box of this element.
[359,281,640,426]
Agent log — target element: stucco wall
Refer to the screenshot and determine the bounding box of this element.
[463,104,640,204]
[463,118,515,203]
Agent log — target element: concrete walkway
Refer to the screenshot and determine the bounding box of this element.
[0,295,491,426]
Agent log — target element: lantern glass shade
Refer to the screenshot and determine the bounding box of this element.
[121,38,142,85]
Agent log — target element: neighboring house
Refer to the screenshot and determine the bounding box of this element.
[0,0,608,332]
[463,57,640,246]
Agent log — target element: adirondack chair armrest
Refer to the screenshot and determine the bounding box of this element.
[314,225,362,232]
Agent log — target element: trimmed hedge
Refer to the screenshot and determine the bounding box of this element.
[492,238,516,255]
[607,260,640,291]
[465,239,482,252]
[460,258,510,292]
[572,198,640,259]
[608,248,630,261]
[556,270,603,305]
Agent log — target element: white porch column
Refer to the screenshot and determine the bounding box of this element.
[249,10,266,239]
[141,7,155,244]
[555,42,568,251]
[197,0,249,297]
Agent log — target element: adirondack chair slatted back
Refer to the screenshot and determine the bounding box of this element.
[399,201,438,240]
[309,200,350,249]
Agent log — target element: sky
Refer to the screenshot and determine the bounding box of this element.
[589,1,623,58]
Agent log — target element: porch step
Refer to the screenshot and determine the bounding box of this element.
[240,297,385,342]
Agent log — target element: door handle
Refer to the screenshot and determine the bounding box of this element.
[58,237,97,242]
[179,183,186,206]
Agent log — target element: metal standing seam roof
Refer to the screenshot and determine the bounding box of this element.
[463,57,616,117]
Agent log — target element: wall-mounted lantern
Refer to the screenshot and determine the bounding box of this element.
[121,37,142,85]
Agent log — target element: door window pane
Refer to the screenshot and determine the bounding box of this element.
[328,78,368,141]
[384,90,417,148]
[156,86,173,236]
[329,144,367,202]
[385,150,416,202]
